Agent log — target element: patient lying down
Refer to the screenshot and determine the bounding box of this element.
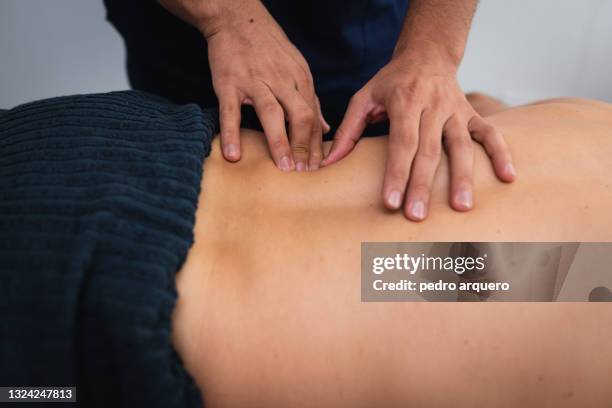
[173,97,612,407]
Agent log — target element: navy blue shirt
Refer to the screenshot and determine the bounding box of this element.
[104,0,410,136]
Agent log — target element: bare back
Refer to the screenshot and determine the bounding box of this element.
[173,99,612,407]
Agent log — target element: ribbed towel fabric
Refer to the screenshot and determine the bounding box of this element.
[0,91,216,407]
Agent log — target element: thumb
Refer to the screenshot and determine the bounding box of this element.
[321,92,371,166]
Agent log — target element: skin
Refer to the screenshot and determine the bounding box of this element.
[172,98,612,407]
[323,0,516,220]
[159,0,328,171]
[158,0,513,220]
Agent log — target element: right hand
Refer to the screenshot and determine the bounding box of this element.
[160,0,329,171]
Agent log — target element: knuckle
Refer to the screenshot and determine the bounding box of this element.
[443,131,460,145]
[350,90,367,106]
[482,123,499,138]
[389,87,408,105]
[261,101,282,116]
[409,182,431,197]
[393,84,418,102]
[335,125,357,144]
[386,161,410,182]
[492,149,511,163]
[292,143,310,155]
[221,129,238,141]
[294,109,315,127]
[348,94,361,107]
[419,138,442,159]
[487,131,503,144]
[269,137,288,152]
[397,135,418,153]
[305,71,315,86]
[453,175,472,187]
[448,134,473,151]
[461,141,475,155]
[309,150,323,161]
[297,71,313,89]
[220,103,237,116]
[216,69,234,82]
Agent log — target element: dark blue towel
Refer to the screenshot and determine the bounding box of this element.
[0,91,216,407]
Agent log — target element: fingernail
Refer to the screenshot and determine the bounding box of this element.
[505,163,516,178]
[224,144,239,161]
[387,190,402,209]
[455,190,473,210]
[296,162,307,172]
[408,200,426,221]
[310,162,320,171]
[279,156,293,172]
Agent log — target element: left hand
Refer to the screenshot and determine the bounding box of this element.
[321,55,516,221]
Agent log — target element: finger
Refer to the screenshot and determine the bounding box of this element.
[321,91,372,166]
[368,106,388,124]
[252,84,294,172]
[382,103,420,211]
[274,86,316,172]
[404,110,443,222]
[309,127,324,170]
[444,116,474,212]
[469,115,516,182]
[310,97,325,169]
[218,88,242,162]
[293,73,326,169]
[315,96,331,134]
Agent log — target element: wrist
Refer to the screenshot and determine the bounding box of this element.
[159,0,266,39]
[194,0,265,39]
[393,38,464,73]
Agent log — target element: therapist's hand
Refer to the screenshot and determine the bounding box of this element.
[159,0,328,171]
[322,50,516,221]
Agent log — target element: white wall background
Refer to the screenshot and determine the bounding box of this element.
[460,0,612,104]
[1,0,611,109]
[0,1,128,109]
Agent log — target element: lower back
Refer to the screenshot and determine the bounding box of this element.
[173,99,612,407]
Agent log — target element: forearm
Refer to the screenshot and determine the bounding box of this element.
[394,0,479,69]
